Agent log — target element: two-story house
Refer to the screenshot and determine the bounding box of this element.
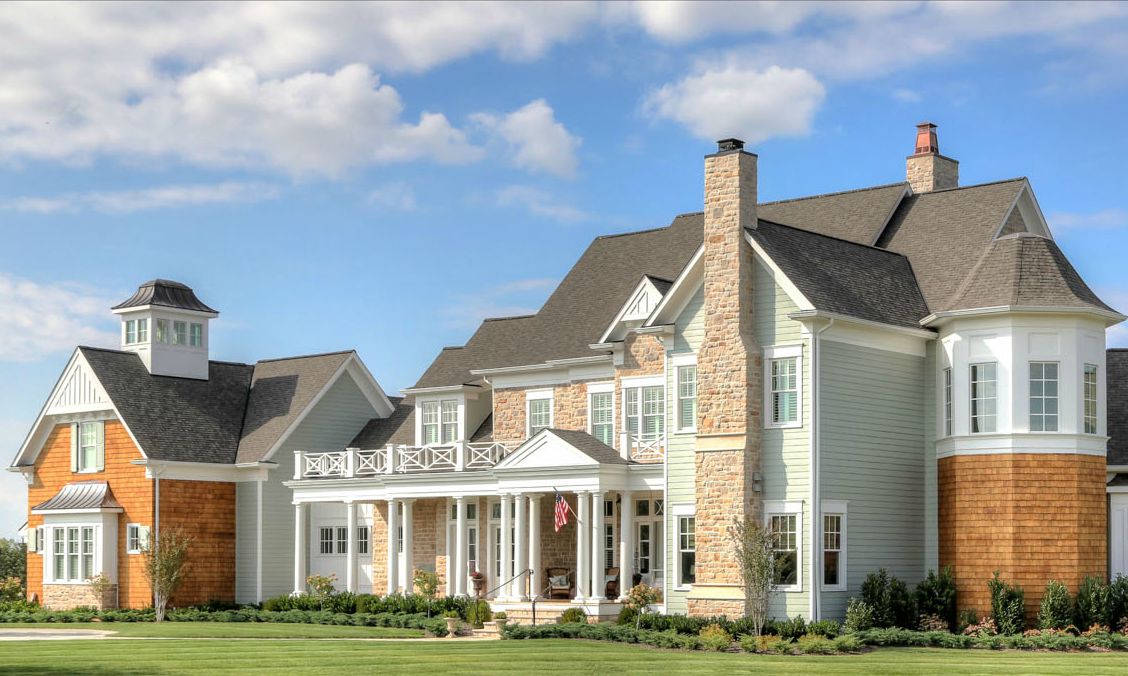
[287,124,1125,622]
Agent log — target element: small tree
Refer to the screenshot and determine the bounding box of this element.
[1038,580,1074,630]
[414,569,439,617]
[623,583,660,629]
[729,516,774,636]
[306,573,337,611]
[142,528,192,622]
[86,573,114,609]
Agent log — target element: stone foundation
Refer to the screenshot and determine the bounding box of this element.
[43,583,117,610]
[687,598,747,618]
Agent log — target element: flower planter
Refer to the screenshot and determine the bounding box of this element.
[445,617,460,636]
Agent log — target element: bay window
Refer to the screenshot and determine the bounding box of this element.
[1029,362,1058,432]
[1084,364,1098,435]
[970,363,997,433]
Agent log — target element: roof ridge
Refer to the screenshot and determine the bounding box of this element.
[753,219,912,259]
[255,350,354,364]
[944,238,999,309]
[481,314,536,323]
[594,225,671,241]
[917,177,1027,196]
[77,345,133,355]
[758,181,908,207]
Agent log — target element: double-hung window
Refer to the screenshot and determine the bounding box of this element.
[189,323,203,347]
[421,399,459,444]
[337,526,349,554]
[125,320,137,344]
[1029,362,1058,432]
[135,319,148,343]
[357,526,370,555]
[74,421,105,473]
[319,527,334,555]
[766,346,802,428]
[943,368,953,436]
[527,392,553,437]
[1084,364,1098,435]
[155,319,169,343]
[766,502,802,590]
[126,524,149,554]
[440,401,458,442]
[172,321,187,345]
[589,389,614,446]
[51,526,96,582]
[675,507,696,588]
[822,509,846,590]
[53,529,65,580]
[676,365,697,432]
[624,385,664,441]
[970,363,997,433]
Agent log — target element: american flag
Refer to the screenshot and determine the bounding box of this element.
[554,492,572,533]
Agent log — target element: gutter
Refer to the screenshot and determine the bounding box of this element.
[919,305,1126,328]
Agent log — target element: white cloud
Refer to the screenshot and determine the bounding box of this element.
[366,182,417,211]
[1049,208,1127,232]
[441,277,556,330]
[0,274,118,362]
[496,185,593,224]
[645,64,825,143]
[472,100,582,179]
[0,181,280,214]
[892,88,922,103]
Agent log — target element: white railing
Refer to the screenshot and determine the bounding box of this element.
[294,441,519,479]
[620,433,666,463]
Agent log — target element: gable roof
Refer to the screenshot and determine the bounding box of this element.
[234,351,356,464]
[1110,349,1128,466]
[749,220,930,329]
[758,182,909,245]
[82,347,253,464]
[545,429,629,465]
[349,396,416,448]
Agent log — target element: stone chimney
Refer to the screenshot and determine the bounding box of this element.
[906,122,958,193]
[689,138,762,617]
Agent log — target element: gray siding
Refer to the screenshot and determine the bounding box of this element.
[923,342,938,573]
[235,481,259,603]
[818,340,927,620]
[238,372,378,602]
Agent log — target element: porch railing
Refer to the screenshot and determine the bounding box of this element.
[294,441,519,480]
[619,433,666,463]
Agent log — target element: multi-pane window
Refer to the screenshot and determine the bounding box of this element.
[677,365,697,431]
[590,392,614,445]
[357,526,370,555]
[82,527,95,580]
[172,321,187,345]
[440,400,458,443]
[678,516,696,586]
[1029,362,1059,432]
[770,358,799,425]
[528,397,552,436]
[77,421,104,472]
[943,368,953,436]
[970,363,997,433]
[337,526,349,554]
[604,523,615,571]
[155,319,169,343]
[422,402,440,444]
[125,319,137,344]
[769,514,798,586]
[319,527,334,555]
[67,527,79,581]
[53,529,65,580]
[47,526,96,582]
[189,323,203,347]
[136,318,148,343]
[127,524,148,554]
[1084,365,1098,435]
[823,515,842,588]
[625,386,664,440]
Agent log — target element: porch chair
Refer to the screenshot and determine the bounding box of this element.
[604,567,620,600]
[546,567,573,599]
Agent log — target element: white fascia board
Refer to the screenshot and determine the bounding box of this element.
[790,309,937,340]
[1108,465,1128,473]
[470,355,611,377]
[598,276,666,344]
[110,304,217,319]
[401,383,482,396]
[31,507,124,516]
[132,459,270,482]
[921,305,1127,328]
[644,246,703,328]
[343,353,395,417]
[746,235,816,312]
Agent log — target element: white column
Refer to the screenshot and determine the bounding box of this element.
[454,496,467,596]
[402,499,415,594]
[590,490,604,600]
[345,501,358,593]
[499,493,512,600]
[513,493,528,600]
[444,499,452,596]
[386,498,399,595]
[618,490,633,598]
[528,494,542,600]
[574,491,589,602]
[293,502,307,594]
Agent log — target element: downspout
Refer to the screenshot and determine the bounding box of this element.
[153,467,161,611]
[808,317,834,621]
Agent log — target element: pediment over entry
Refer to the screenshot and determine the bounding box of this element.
[494,429,628,471]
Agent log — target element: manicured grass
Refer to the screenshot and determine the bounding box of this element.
[3,638,1128,675]
[0,622,424,639]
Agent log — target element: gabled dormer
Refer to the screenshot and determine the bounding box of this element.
[597,275,673,344]
[110,279,218,380]
[995,180,1053,239]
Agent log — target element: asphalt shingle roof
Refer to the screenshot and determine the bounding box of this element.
[1110,349,1128,466]
[546,429,629,465]
[758,182,908,245]
[349,396,416,448]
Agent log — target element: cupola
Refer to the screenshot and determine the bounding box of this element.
[110,279,218,380]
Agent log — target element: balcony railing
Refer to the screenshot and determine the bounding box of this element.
[619,433,666,463]
[294,441,519,480]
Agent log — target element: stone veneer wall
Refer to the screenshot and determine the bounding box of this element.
[938,453,1106,622]
[690,147,761,617]
[371,498,452,596]
[42,583,117,610]
[493,379,613,444]
[613,333,666,438]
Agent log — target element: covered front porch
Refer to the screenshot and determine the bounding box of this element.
[286,429,666,619]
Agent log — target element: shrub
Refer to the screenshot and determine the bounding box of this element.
[861,569,916,629]
[796,633,837,655]
[443,610,460,619]
[324,591,358,614]
[493,611,507,620]
[1076,576,1111,630]
[1038,580,1074,631]
[843,598,875,633]
[1108,575,1128,631]
[988,571,1025,635]
[559,607,587,624]
[963,615,997,637]
[616,606,638,626]
[833,634,863,652]
[698,623,732,652]
[746,635,793,654]
[914,566,957,632]
[774,615,807,640]
[807,619,839,638]
[956,608,979,633]
[466,600,492,628]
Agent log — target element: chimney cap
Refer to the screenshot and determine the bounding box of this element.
[716,138,745,152]
[913,121,940,155]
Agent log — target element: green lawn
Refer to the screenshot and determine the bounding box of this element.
[0,622,424,639]
[2,638,1128,675]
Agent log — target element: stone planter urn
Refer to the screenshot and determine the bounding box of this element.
[445,617,460,637]
[471,575,486,598]
[494,617,507,632]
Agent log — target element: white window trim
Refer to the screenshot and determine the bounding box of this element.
[586,383,615,446]
[969,361,998,435]
[620,375,664,389]
[125,523,149,555]
[1028,361,1060,434]
[415,396,464,446]
[764,500,803,593]
[671,503,695,591]
[47,524,101,584]
[1083,364,1099,435]
[526,389,554,437]
[820,500,847,592]
[942,367,953,438]
[73,420,105,474]
[673,354,698,434]
[764,345,803,429]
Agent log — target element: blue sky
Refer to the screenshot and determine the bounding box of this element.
[2,1,1128,537]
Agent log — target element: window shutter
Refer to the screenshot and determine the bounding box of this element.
[70,422,79,472]
[95,421,106,470]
